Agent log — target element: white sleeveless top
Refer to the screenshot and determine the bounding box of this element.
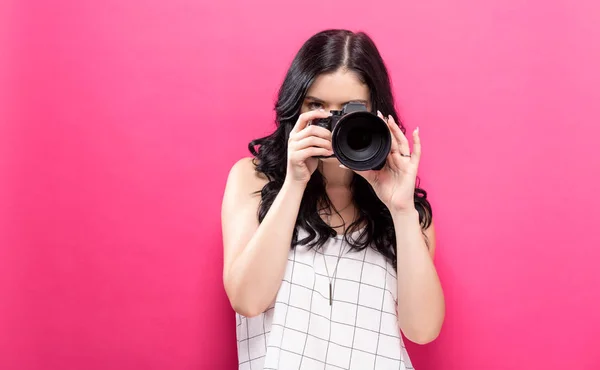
[235,227,414,370]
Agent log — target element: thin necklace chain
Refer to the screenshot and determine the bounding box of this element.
[322,213,345,306]
[322,200,353,230]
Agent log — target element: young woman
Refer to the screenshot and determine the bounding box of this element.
[221,29,445,370]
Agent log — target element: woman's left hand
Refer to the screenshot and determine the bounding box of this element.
[343,111,421,213]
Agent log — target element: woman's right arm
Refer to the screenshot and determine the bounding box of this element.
[221,109,333,317]
[221,160,306,317]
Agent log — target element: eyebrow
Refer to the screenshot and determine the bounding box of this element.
[305,95,369,105]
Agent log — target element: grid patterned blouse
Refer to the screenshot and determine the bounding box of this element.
[235,227,414,370]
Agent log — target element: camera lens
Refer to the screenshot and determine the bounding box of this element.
[346,127,372,151]
[331,112,391,171]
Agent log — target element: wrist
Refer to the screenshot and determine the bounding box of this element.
[281,178,307,196]
[390,206,419,220]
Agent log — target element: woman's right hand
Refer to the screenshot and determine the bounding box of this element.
[286,109,334,185]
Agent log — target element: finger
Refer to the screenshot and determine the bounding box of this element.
[377,111,402,169]
[387,115,410,156]
[291,109,332,135]
[293,124,332,141]
[292,146,333,161]
[411,127,421,164]
[377,111,399,154]
[293,136,332,151]
[386,152,398,170]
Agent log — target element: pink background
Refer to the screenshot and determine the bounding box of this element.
[2,0,600,369]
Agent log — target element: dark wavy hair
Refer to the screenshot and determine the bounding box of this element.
[248,29,432,267]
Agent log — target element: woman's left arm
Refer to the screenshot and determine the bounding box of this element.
[347,110,445,345]
[392,208,444,344]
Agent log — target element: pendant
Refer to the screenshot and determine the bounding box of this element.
[329,282,333,306]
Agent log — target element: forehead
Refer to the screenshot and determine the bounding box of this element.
[306,70,370,103]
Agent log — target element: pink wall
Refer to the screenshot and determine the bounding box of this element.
[2,0,599,369]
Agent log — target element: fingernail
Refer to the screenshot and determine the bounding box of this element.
[377,110,382,117]
[415,126,420,133]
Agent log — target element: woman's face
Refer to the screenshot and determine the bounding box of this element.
[300,69,372,165]
[301,69,371,114]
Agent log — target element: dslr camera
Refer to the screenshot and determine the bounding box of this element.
[312,102,391,171]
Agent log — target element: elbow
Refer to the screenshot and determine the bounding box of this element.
[399,300,445,345]
[223,276,266,318]
[230,300,264,318]
[405,328,441,345]
[402,321,443,345]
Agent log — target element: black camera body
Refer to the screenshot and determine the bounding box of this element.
[312,102,392,171]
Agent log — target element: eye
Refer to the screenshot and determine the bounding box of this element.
[307,101,323,110]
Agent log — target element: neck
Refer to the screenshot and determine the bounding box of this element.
[318,160,355,221]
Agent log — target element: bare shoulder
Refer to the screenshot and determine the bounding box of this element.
[225,157,268,194]
[222,157,268,214]
[221,157,269,281]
